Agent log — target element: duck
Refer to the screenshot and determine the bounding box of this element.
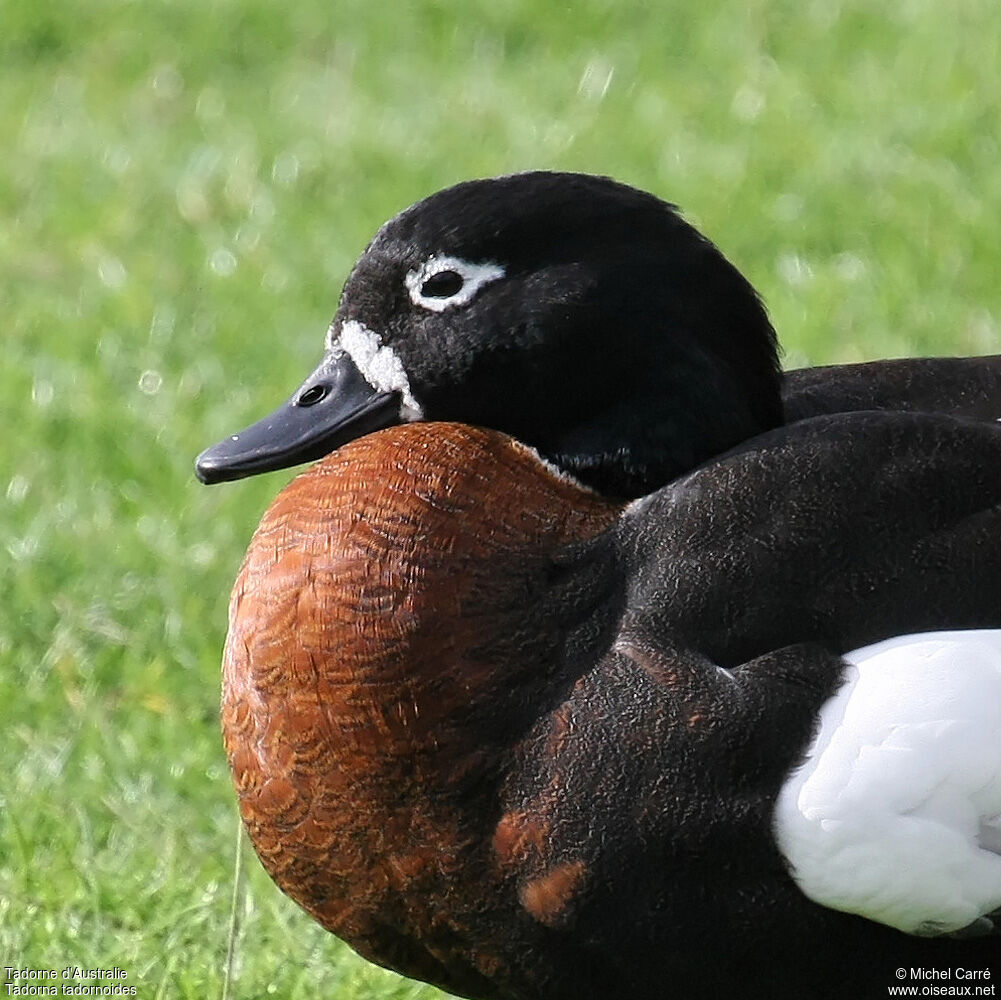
[196,172,1001,1000]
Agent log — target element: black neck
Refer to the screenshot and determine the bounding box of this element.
[543,359,783,499]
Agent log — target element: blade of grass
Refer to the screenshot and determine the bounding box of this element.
[222,813,245,1000]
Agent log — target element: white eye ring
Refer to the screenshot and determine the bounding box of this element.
[405,255,505,313]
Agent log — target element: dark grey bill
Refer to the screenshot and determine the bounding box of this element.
[195,350,401,484]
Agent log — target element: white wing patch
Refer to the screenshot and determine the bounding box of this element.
[333,320,423,421]
[774,630,1001,935]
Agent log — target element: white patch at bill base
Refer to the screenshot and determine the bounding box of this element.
[332,320,423,421]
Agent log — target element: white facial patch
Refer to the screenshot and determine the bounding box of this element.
[405,255,505,313]
[330,319,424,421]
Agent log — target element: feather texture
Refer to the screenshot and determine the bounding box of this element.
[775,630,1001,935]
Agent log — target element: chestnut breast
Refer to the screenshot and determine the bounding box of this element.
[221,421,620,990]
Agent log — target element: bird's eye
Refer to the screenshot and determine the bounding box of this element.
[405,255,505,313]
[420,270,464,298]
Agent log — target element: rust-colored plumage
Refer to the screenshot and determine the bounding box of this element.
[222,422,620,997]
[221,415,1001,1000]
[203,173,1001,999]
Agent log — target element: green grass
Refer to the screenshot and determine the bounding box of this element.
[2,0,999,996]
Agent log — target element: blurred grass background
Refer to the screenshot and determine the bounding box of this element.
[1,0,999,996]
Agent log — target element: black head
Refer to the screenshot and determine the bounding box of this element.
[196,171,782,498]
